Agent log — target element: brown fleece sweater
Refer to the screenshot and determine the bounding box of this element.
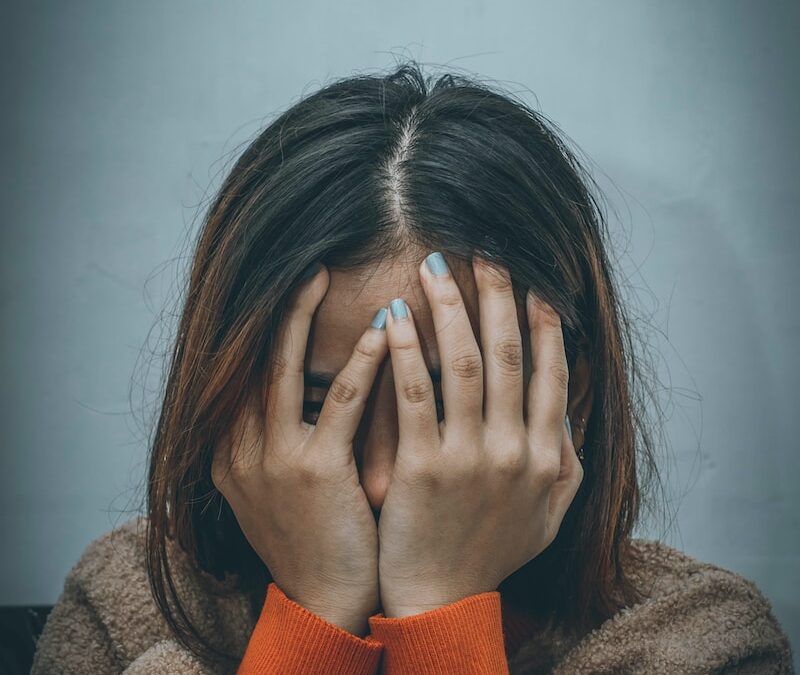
[30,516,794,674]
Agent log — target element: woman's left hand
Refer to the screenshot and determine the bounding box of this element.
[377,253,584,618]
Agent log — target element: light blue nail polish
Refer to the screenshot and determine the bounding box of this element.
[389,298,408,320]
[565,414,572,438]
[371,307,388,330]
[425,251,449,277]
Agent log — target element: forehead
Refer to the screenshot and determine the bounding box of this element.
[307,253,477,372]
[305,251,527,374]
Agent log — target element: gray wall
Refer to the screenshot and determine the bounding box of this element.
[2,0,797,664]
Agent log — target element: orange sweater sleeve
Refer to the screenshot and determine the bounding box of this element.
[236,582,383,674]
[367,591,510,674]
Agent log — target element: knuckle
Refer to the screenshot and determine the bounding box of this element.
[260,450,290,482]
[451,351,483,381]
[495,448,528,477]
[269,354,290,382]
[393,340,419,360]
[328,375,360,406]
[536,302,563,329]
[493,434,529,476]
[548,361,570,392]
[353,336,380,363]
[537,456,562,484]
[404,457,443,486]
[293,455,324,486]
[438,289,463,308]
[483,265,513,292]
[492,337,523,374]
[402,377,432,405]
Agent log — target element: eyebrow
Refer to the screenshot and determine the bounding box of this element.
[305,367,442,388]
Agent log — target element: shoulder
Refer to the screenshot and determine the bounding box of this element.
[65,515,236,597]
[624,537,785,623]
[65,516,149,593]
[625,537,764,598]
[551,539,795,674]
[43,516,251,669]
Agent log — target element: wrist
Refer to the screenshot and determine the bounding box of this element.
[381,599,451,618]
[328,613,371,637]
[380,586,494,619]
[382,606,440,619]
[294,595,375,637]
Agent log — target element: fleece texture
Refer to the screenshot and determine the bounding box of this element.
[30,516,794,674]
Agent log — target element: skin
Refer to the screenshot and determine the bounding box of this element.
[213,245,594,638]
[306,246,594,614]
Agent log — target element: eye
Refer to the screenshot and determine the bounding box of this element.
[302,398,445,425]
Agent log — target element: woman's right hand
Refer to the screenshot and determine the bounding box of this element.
[211,264,388,638]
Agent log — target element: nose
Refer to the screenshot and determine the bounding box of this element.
[354,380,399,513]
[362,468,391,513]
[357,429,396,513]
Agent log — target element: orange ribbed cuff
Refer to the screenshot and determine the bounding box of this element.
[237,582,383,674]
[367,591,509,674]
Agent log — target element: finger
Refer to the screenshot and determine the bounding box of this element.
[265,264,329,439]
[314,308,390,446]
[545,416,584,541]
[525,292,569,468]
[472,255,524,428]
[385,297,440,453]
[418,252,483,432]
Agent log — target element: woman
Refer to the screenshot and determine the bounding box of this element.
[31,62,793,674]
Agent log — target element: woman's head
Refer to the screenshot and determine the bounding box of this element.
[143,61,660,666]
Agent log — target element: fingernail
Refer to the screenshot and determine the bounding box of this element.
[389,298,408,321]
[300,262,323,281]
[565,414,572,438]
[425,251,449,277]
[371,307,388,330]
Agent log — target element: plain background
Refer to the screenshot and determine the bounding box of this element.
[1,0,797,666]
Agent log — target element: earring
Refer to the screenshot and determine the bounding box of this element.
[565,414,586,462]
[576,416,586,461]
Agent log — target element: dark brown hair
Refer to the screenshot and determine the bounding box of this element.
[140,61,666,669]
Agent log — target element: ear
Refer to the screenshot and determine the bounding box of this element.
[567,348,594,451]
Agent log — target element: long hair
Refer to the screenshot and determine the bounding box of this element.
[141,61,664,669]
